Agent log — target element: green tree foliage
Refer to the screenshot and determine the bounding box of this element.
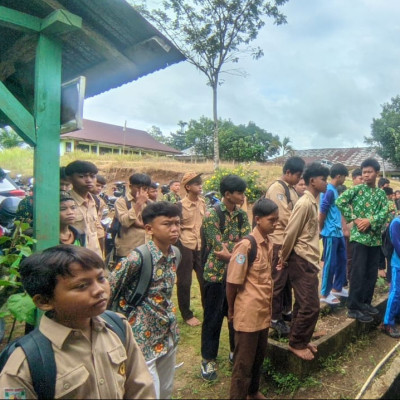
[0,127,24,149]
[134,0,288,169]
[365,95,400,167]
[168,121,188,150]
[147,125,168,144]
[185,116,215,158]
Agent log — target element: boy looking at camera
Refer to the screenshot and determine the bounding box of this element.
[278,162,329,361]
[66,161,103,258]
[227,198,278,400]
[109,202,182,399]
[0,245,155,399]
[200,174,251,381]
[176,172,206,326]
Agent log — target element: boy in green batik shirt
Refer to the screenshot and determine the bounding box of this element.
[336,158,389,323]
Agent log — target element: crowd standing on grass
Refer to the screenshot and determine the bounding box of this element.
[3,156,400,399]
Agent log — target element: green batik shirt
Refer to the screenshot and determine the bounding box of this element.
[336,184,389,246]
[162,192,181,204]
[203,203,250,283]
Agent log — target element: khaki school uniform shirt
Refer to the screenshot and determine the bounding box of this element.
[280,190,320,269]
[70,190,102,258]
[96,196,107,240]
[227,227,273,332]
[114,193,146,257]
[179,196,206,250]
[0,314,156,399]
[265,180,299,245]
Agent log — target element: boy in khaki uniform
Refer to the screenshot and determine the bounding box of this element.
[227,198,279,400]
[114,173,151,261]
[0,245,155,399]
[177,172,206,326]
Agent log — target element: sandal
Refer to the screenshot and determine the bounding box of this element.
[320,293,340,305]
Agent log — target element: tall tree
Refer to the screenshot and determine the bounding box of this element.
[279,136,294,156]
[135,0,288,169]
[185,116,215,158]
[168,120,188,150]
[365,95,400,167]
[148,125,168,144]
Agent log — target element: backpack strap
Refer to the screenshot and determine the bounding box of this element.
[238,211,244,233]
[126,244,153,309]
[124,196,131,210]
[93,194,101,214]
[277,180,293,209]
[214,204,226,234]
[101,310,126,347]
[18,329,56,399]
[244,235,257,267]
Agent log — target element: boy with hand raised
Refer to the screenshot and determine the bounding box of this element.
[176,172,206,327]
[109,202,182,399]
[278,162,329,361]
[0,245,155,399]
[227,198,279,400]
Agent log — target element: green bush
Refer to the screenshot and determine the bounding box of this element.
[202,164,262,203]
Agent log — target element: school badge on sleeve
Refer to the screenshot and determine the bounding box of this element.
[4,388,26,400]
[236,254,246,264]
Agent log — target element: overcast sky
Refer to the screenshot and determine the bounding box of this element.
[84,0,400,150]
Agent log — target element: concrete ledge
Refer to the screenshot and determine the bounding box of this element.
[266,294,388,378]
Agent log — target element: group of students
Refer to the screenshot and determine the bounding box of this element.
[2,156,400,399]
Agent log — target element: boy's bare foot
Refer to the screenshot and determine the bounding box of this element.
[288,345,315,360]
[246,391,267,399]
[307,343,318,354]
[185,317,201,326]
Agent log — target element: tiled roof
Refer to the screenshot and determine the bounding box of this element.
[270,147,397,171]
[62,119,181,155]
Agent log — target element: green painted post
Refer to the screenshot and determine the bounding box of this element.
[33,33,62,251]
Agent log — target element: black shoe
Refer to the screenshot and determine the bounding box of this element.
[347,309,373,323]
[201,360,217,381]
[362,304,379,316]
[282,313,292,322]
[270,319,290,336]
[380,323,400,338]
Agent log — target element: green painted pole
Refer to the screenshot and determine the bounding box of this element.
[33,34,62,251]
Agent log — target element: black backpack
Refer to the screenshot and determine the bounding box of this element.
[109,244,182,312]
[382,222,394,259]
[0,310,126,399]
[110,196,131,240]
[243,234,258,268]
[200,203,244,265]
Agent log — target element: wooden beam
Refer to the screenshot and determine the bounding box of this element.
[0,81,36,146]
[33,34,62,250]
[0,6,41,32]
[40,9,82,35]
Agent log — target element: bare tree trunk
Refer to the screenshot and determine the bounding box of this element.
[212,84,219,170]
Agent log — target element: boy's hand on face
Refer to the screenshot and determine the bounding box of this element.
[354,218,371,232]
[215,243,231,262]
[136,188,149,206]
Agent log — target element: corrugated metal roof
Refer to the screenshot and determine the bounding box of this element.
[0,0,185,113]
[62,119,181,155]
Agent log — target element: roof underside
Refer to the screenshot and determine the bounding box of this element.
[63,119,181,155]
[0,0,185,120]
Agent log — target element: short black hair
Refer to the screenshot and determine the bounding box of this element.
[60,166,68,180]
[395,190,400,195]
[65,161,98,176]
[60,190,75,203]
[252,198,278,217]
[220,174,247,196]
[352,168,362,178]
[303,162,330,185]
[283,156,305,174]
[142,201,182,225]
[129,173,151,187]
[330,163,349,179]
[383,187,394,196]
[149,182,159,190]
[378,177,390,188]
[19,245,105,299]
[361,158,380,172]
[169,180,180,187]
[96,175,107,185]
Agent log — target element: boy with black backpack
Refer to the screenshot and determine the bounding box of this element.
[200,175,251,381]
[227,198,278,399]
[0,245,155,399]
[109,201,182,399]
